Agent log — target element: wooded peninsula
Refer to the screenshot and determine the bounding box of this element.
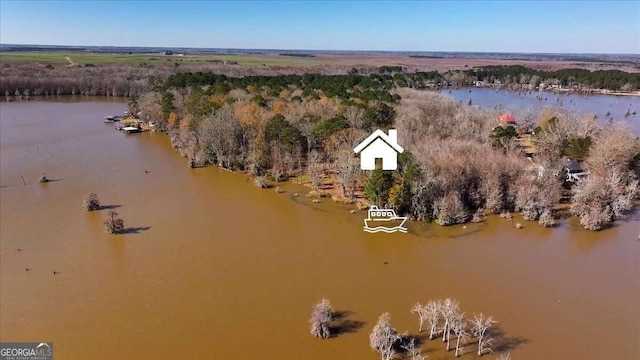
[118,68,640,231]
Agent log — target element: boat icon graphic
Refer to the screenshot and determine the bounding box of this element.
[363,206,408,233]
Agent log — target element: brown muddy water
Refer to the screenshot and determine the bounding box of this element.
[1,99,638,360]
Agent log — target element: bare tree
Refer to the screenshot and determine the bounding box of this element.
[325,128,366,197]
[307,150,323,190]
[471,313,497,356]
[450,311,468,357]
[497,352,512,360]
[83,192,100,211]
[439,298,460,351]
[586,122,639,178]
[425,300,441,340]
[309,298,333,339]
[370,312,401,360]
[410,303,428,332]
[402,338,427,360]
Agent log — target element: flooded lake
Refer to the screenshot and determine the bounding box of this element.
[1,99,638,360]
[444,88,640,132]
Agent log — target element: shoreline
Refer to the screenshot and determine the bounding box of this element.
[4,84,640,103]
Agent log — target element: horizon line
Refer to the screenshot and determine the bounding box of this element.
[1,43,638,57]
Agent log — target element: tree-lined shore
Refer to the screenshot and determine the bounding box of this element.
[2,62,640,99]
[130,70,638,231]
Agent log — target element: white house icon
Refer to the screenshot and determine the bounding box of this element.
[353,129,404,170]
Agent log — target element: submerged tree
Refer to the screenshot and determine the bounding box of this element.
[451,311,468,357]
[309,298,333,339]
[410,302,428,333]
[103,211,125,234]
[471,313,497,356]
[370,312,401,360]
[440,298,460,351]
[425,300,441,340]
[83,192,100,211]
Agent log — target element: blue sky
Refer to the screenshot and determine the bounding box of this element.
[0,0,638,53]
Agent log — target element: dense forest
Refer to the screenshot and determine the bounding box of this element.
[1,62,639,99]
[133,70,639,231]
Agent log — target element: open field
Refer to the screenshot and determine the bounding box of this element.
[0,51,332,67]
[2,51,639,72]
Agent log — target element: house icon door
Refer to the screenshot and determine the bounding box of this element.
[353,129,404,170]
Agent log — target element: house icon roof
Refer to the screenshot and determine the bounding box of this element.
[353,129,404,154]
[353,129,404,171]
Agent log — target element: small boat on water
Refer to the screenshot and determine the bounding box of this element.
[122,126,142,134]
[104,115,125,123]
[363,206,408,233]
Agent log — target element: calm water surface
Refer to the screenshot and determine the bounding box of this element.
[0,99,638,360]
[444,88,640,132]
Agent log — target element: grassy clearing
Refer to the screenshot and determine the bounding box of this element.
[0,51,333,67]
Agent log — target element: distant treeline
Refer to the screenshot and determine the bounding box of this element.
[161,71,442,103]
[279,53,316,58]
[1,63,639,99]
[465,65,640,90]
[408,55,446,59]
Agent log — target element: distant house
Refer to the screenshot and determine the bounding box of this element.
[564,158,590,183]
[497,113,517,127]
[353,129,404,170]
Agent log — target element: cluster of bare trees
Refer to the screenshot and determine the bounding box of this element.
[0,63,382,98]
[395,89,558,226]
[310,297,507,359]
[396,89,638,230]
[1,65,151,97]
[411,298,498,358]
[571,123,639,230]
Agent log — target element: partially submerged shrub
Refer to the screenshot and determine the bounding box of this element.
[538,209,556,227]
[515,173,561,222]
[571,172,638,230]
[253,176,268,188]
[83,192,100,211]
[309,298,333,339]
[433,192,469,226]
[104,211,125,234]
[471,209,484,223]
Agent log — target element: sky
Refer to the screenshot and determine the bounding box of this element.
[0,0,638,54]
